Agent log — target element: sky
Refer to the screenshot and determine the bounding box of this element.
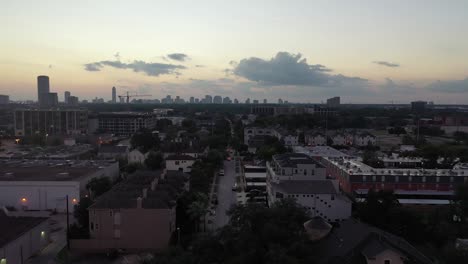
[1,0,468,104]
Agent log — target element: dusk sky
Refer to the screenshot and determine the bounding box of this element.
[1,0,468,103]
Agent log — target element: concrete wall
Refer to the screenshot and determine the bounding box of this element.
[0,181,80,212]
[0,220,49,264]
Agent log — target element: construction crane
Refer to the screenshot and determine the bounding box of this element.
[118,91,151,103]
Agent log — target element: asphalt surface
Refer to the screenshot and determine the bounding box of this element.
[213,160,237,228]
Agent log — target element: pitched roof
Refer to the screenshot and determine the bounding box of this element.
[273,153,325,168]
[310,218,434,264]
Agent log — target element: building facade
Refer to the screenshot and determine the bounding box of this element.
[97,112,156,135]
[13,109,88,136]
[266,153,351,222]
[165,154,196,173]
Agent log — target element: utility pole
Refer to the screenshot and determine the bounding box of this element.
[66,195,70,249]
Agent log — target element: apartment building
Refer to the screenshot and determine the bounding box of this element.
[97,112,156,136]
[71,170,188,253]
[266,153,351,222]
[14,108,88,136]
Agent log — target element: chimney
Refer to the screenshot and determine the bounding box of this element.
[142,188,148,198]
[137,197,142,209]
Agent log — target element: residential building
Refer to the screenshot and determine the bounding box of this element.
[128,149,149,164]
[243,127,277,145]
[97,112,156,135]
[0,210,50,264]
[276,129,299,146]
[305,132,327,146]
[237,165,267,204]
[266,153,352,222]
[322,156,468,204]
[330,133,353,146]
[165,154,196,173]
[353,132,376,147]
[307,217,433,264]
[71,170,188,253]
[0,160,119,212]
[13,108,88,136]
[326,96,340,107]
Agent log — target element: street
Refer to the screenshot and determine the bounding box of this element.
[213,160,237,228]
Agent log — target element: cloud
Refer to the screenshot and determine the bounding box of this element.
[233,52,367,87]
[373,61,400,67]
[83,60,186,76]
[167,53,189,62]
[427,77,468,93]
[195,65,204,68]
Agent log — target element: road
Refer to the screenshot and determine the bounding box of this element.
[213,160,237,228]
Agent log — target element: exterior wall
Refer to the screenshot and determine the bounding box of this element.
[244,127,276,145]
[332,135,346,146]
[268,161,326,182]
[85,207,175,251]
[14,109,88,136]
[366,249,405,264]
[166,160,195,173]
[0,181,80,212]
[268,189,351,222]
[282,135,299,146]
[98,115,156,136]
[354,135,376,146]
[305,135,326,146]
[128,150,147,164]
[0,220,49,264]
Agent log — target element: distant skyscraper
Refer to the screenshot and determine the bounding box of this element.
[253,99,259,104]
[411,101,427,112]
[112,87,117,103]
[263,99,267,104]
[213,95,222,104]
[0,95,9,104]
[234,98,239,104]
[245,98,250,104]
[190,97,194,103]
[195,98,200,103]
[326,96,340,107]
[37,75,50,106]
[278,98,283,104]
[64,91,71,104]
[222,97,231,104]
[205,95,213,104]
[45,93,58,107]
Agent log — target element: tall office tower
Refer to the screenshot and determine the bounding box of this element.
[189,97,194,103]
[64,91,71,104]
[37,75,50,106]
[326,96,340,107]
[112,87,117,103]
[195,98,200,103]
[245,98,250,104]
[253,99,259,104]
[234,98,239,104]
[205,95,212,104]
[278,98,283,104]
[46,93,59,107]
[263,99,267,104]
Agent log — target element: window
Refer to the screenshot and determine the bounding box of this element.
[304,170,307,175]
[90,222,94,230]
[384,260,391,264]
[110,210,113,216]
[175,161,180,165]
[331,195,335,200]
[95,224,99,230]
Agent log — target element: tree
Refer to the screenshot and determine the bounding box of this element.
[86,177,112,198]
[131,129,160,152]
[187,193,209,232]
[145,151,164,170]
[73,197,93,229]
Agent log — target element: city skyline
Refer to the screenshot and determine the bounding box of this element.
[1,1,468,104]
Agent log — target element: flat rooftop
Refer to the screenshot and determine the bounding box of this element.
[0,160,116,181]
[273,153,325,168]
[294,146,348,158]
[273,180,337,194]
[325,156,468,177]
[0,210,48,248]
